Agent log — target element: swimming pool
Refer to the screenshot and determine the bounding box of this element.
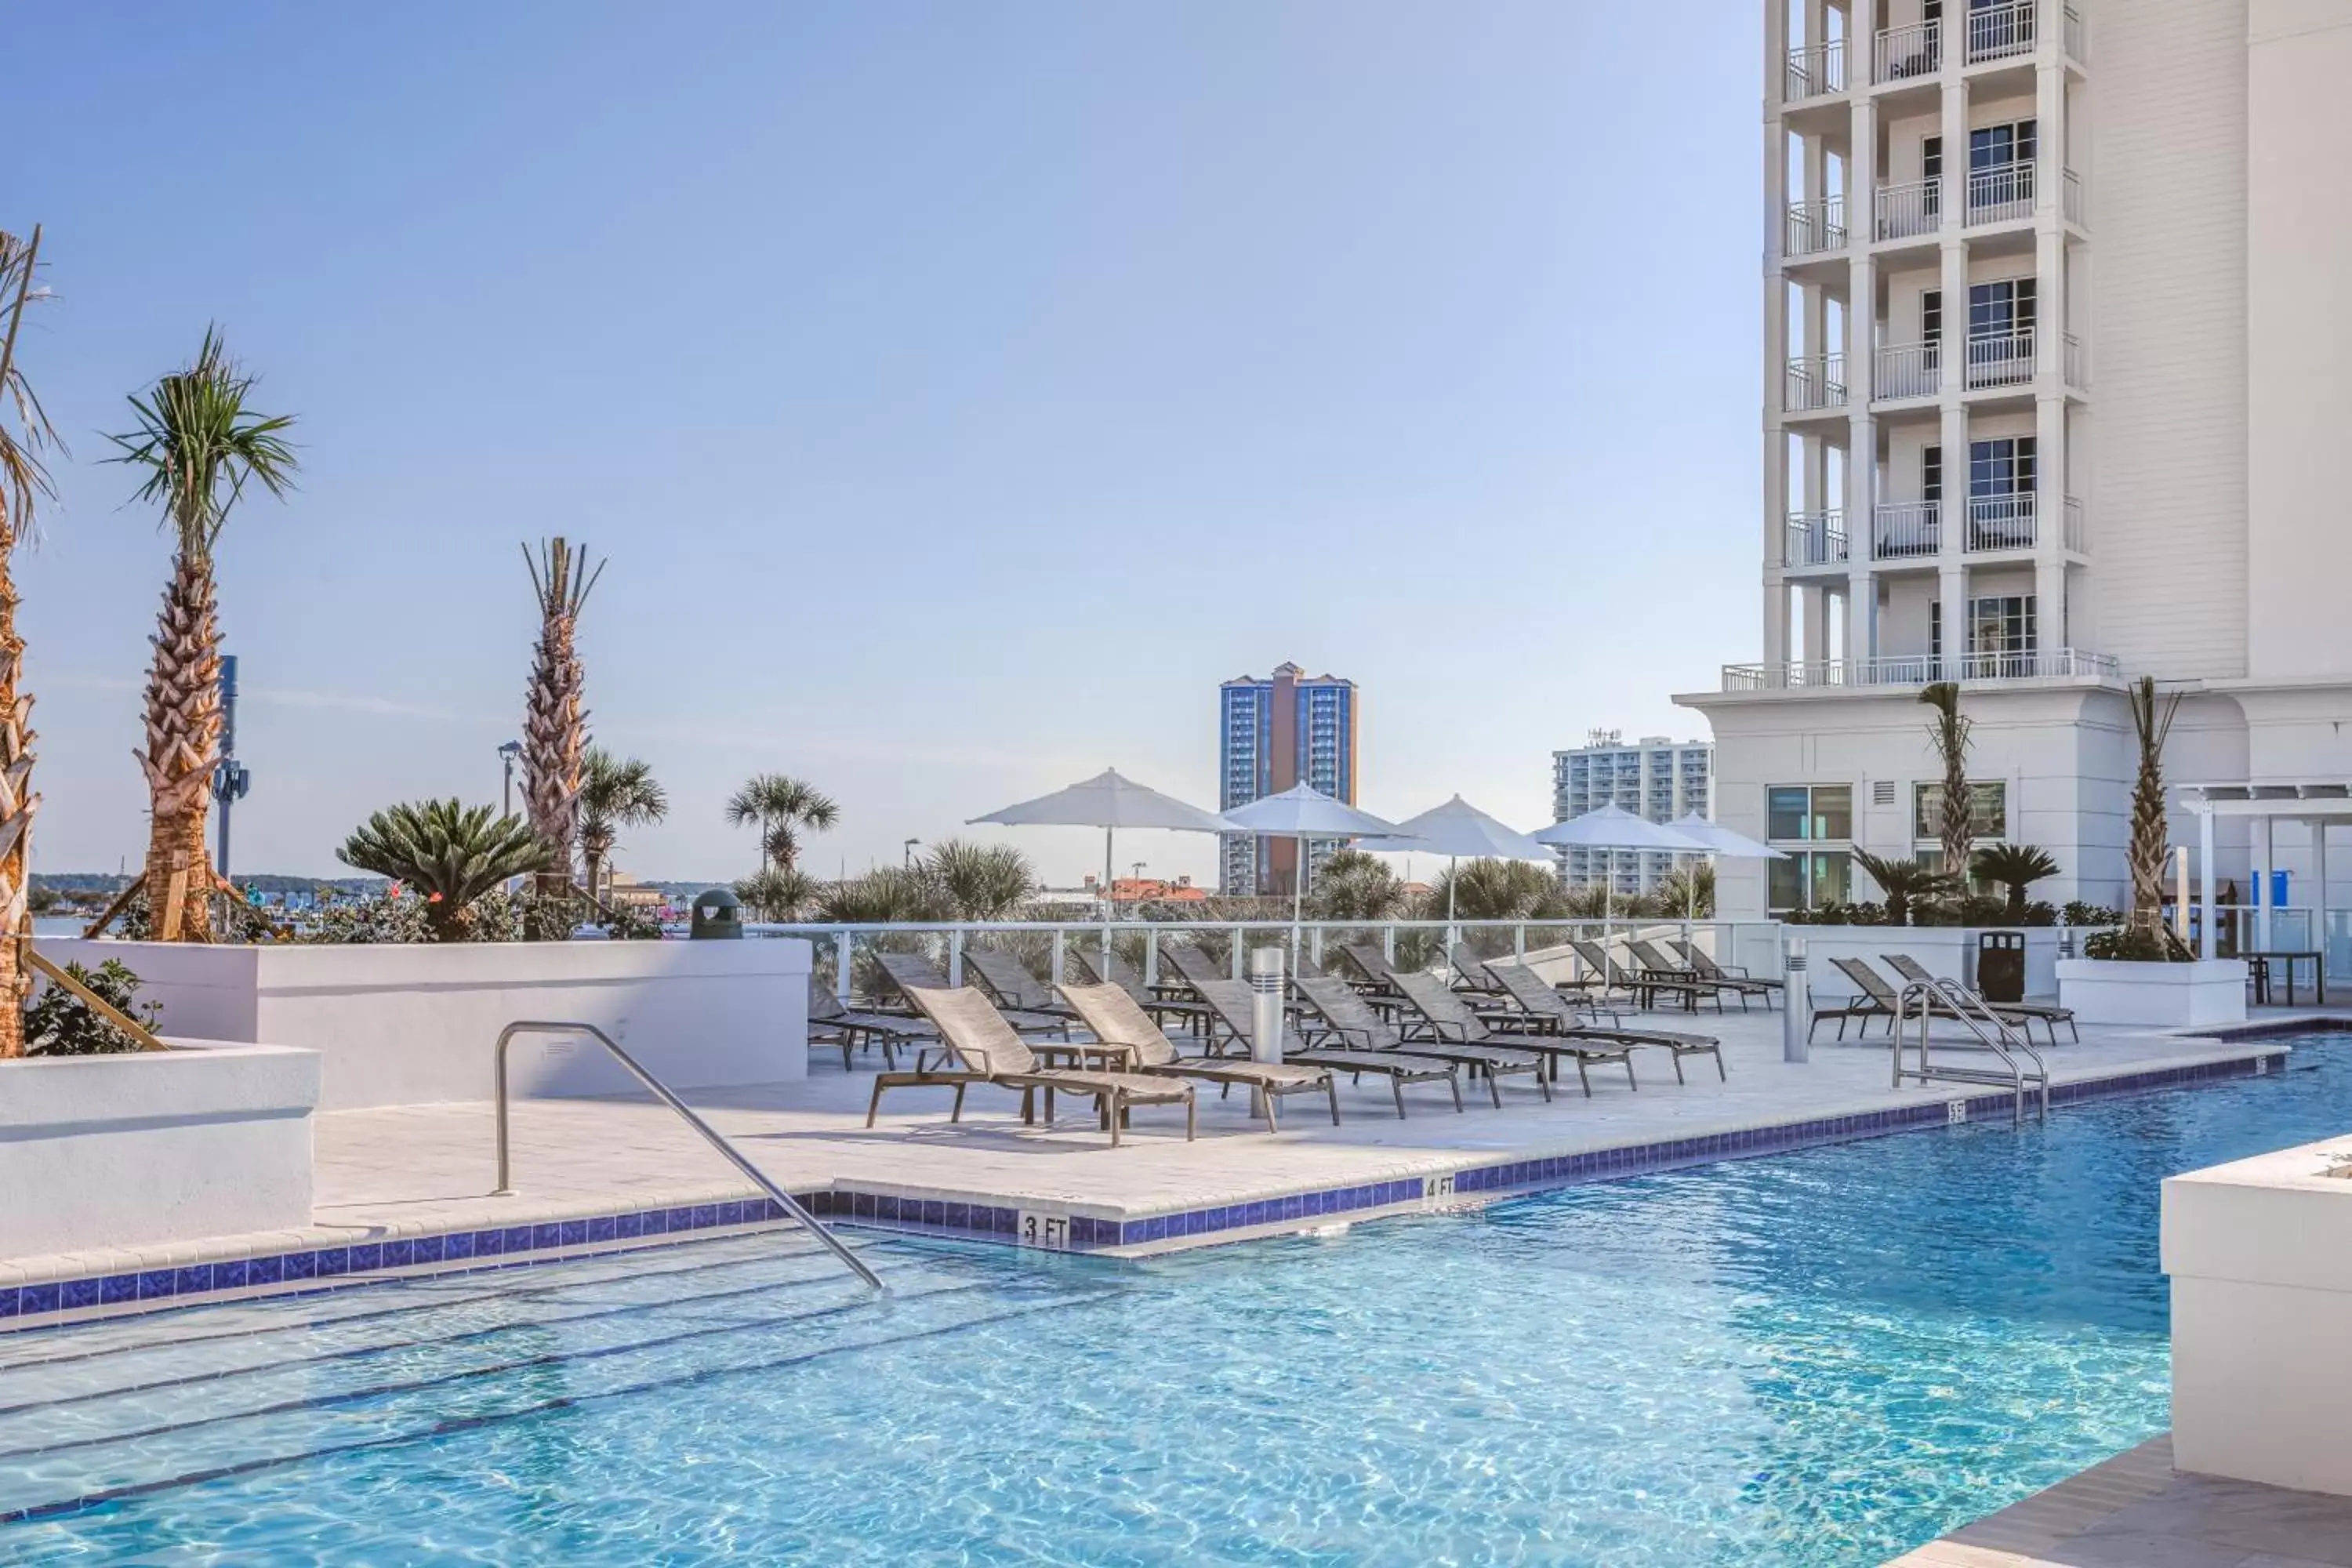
[4,1034,2345,1566]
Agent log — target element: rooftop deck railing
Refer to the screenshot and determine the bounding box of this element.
[1722,648,2122,691]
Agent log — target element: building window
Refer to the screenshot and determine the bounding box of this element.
[1912,781,2007,841]
[1969,593,2036,655]
[1969,118,2038,173]
[1766,784,1854,914]
[1769,851,1853,914]
[1922,289,1943,346]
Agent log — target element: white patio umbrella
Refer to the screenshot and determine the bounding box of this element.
[969,768,1231,920]
[1532,804,1711,946]
[1668,813,1791,922]
[1355,795,1552,931]
[1221,784,1411,955]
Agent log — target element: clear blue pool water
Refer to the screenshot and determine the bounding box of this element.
[5,1036,2347,1566]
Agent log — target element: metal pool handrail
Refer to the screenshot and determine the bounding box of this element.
[492,1019,882,1291]
[1891,978,2049,1125]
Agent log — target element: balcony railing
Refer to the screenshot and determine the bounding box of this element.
[1966,162,2034,224]
[1966,0,2036,64]
[2063,495,2085,553]
[1785,198,1848,257]
[1875,340,1940,399]
[1722,648,2123,692]
[1965,328,2035,389]
[2063,167,2085,225]
[1966,492,2036,551]
[1785,354,1848,412]
[1875,177,1942,240]
[1783,511,1850,568]
[1786,39,1848,100]
[1875,19,1940,82]
[2064,5,2086,64]
[1872,500,1941,559]
[2063,332,2087,390]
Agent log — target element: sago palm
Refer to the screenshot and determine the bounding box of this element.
[336,800,555,942]
[1971,842,2060,922]
[575,746,666,905]
[726,773,837,873]
[110,328,297,942]
[0,227,58,1053]
[521,538,602,898]
[1918,681,1975,878]
[2126,675,2184,936]
[1852,849,1956,927]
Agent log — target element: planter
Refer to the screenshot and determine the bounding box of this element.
[36,937,813,1111]
[2165,1135,2352,1493]
[0,1040,318,1260]
[1796,926,2063,1002]
[2056,958,2248,1028]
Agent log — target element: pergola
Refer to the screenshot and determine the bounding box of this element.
[2180,780,2352,960]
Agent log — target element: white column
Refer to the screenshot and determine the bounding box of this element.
[2199,805,2217,961]
[1846,90,1878,662]
[2259,815,2276,953]
[1938,562,1967,677]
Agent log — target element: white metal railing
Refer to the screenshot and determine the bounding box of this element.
[1872,499,1941,559]
[1875,340,1940,399]
[2064,5,2086,63]
[2063,331,2087,390]
[1967,162,2034,224]
[2063,168,2085,226]
[1875,177,1942,240]
[1722,648,2123,691]
[1966,0,2036,63]
[2063,495,2085,552]
[1875,19,1940,81]
[1785,354,1847,411]
[1966,327,2036,389]
[1786,39,1848,99]
[1966,492,2037,551]
[1783,510,1849,568]
[1785,198,1848,256]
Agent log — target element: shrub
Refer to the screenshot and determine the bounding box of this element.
[2063,900,2123,927]
[2084,924,2196,962]
[25,959,162,1055]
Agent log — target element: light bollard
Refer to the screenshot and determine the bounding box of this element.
[1248,946,1285,1122]
[1783,935,1811,1064]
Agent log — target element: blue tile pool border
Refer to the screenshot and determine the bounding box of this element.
[0,1044,2292,1330]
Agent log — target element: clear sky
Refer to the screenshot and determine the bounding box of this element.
[12,2,1761,888]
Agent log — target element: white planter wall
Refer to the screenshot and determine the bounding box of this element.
[0,1040,318,1259]
[38,938,812,1111]
[1794,927,2063,1002]
[2166,1135,2352,1494]
[2056,959,2249,1028]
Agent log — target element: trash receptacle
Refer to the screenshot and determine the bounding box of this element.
[690,887,743,939]
[1976,929,2025,1004]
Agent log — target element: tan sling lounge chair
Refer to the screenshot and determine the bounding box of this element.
[1290,975,1545,1106]
[1190,977,1464,1116]
[1478,960,1726,1083]
[1058,982,1340,1130]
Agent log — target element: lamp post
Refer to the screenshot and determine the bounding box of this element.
[902,837,920,869]
[499,740,523,818]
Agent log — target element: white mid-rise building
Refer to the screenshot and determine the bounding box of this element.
[1552,731,1713,895]
[1682,0,2352,924]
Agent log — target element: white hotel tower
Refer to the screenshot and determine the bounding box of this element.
[1682,0,2352,925]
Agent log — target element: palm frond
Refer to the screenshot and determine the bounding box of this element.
[107,327,299,561]
[0,227,62,549]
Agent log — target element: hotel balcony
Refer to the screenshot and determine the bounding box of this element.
[1721,647,2122,692]
[1785,38,1848,101]
[1782,511,1849,571]
[1965,162,2034,226]
[1874,19,1940,82]
[1785,198,1848,258]
[1873,332,2085,399]
[1871,500,1940,560]
[1964,327,2035,390]
[1866,495,2087,559]
[1784,354,1848,413]
[1875,178,1941,241]
[1965,0,2038,64]
[1875,339,1940,400]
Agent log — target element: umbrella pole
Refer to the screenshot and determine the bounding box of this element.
[1103,826,1115,965]
[1447,855,1458,959]
[1291,832,1305,971]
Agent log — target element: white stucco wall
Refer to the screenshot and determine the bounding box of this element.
[0,1040,318,1260]
[37,938,812,1112]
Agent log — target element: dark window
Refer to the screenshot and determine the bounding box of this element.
[1929,600,1942,659]
[1922,289,1943,343]
[1923,444,1944,502]
[1969,119,2038,171]
[1969,437,2037,497]
[1969,278,2038,336]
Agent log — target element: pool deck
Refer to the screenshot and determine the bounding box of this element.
[0,1006,2323,1330]
[1888,1434,2352,1566]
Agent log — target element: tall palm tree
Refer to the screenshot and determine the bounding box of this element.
[521,538,602,899]
[1852,848,1956,927]
[336,800,555,942]
[1972,842,2060,922]
[1918,681,1975,878]
[110,328,296,942]
[0,227,58,1053]
[2126,675,2184,938]
[575,746,666,905]
[725,773,837,873]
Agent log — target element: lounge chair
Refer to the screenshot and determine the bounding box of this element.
[1067,946,1213,1033]
[1448,943,1511,996]
[866,984,1195,1147]
[1334,941,1408,993]
[1810,958,1901,1040]
[1058,982,1340,1130]
[1669,940,1783,1008]
[962,947,1080,1020]
[1825,955,2049,1044]
[1293,975,1548,1105]
[1624,938,1749,1012]
[1567,938,1719,1013]
[1389,970,1656,1095]
[1479,960,1727,1086]
[873,952,1071,1036]
[1190,976,1464,1116]
[805,975,935,1071]
[1878,953,2079,1044]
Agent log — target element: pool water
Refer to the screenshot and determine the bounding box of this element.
[5,1037,2347,1566]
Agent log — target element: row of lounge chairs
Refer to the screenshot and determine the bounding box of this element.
[1809,954,2078,1046]
[848,941,1730,1146]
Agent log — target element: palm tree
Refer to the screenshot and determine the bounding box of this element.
[923,839,1036,920]
[1310,848,1408,920]
[110,328,297,942]
[1972,842,2060,922]
[1436,858,1574,921]
[734,865,818,921]
[1918,681,1975,879]
[0,227,57,1053]
[1853,848,1957,927]
[2126,675,2184,938]
[336,800,555,942]
[1650,862,1716,920]
[815,866,950,924]
[520,538,602,899]
[575,747,666,905]
[726,773,838,873]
